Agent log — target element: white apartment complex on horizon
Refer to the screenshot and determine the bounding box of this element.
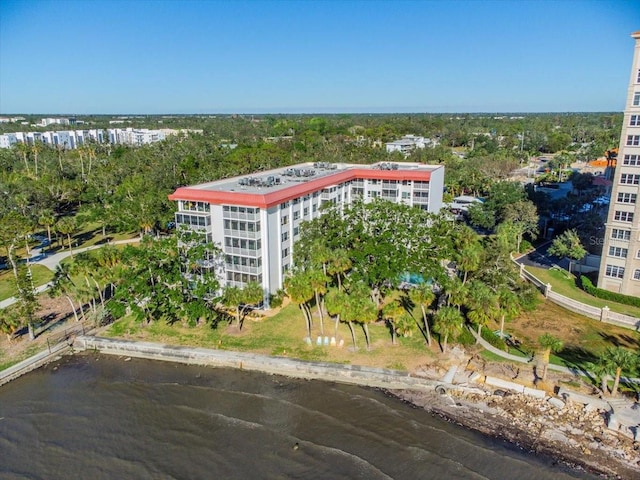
[385,135,435,155]
[0,127,201,149]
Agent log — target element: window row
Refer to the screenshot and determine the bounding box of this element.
[620,173,640,185]
[605,265,625,279]
[223,220,261,232]
[627,135,640,146]
[611,228,631,240]
[226,272,262,284]
[608,246,628,258]
[225,255,262,268]
[223,205,259,214]
[631,114,640,126]
[614,211,634,222]
[634,91,640,106]
[224,237,261,250]
[617,192,637,204]
[623,154,640,166]
[182,201,209,212]
[176,214,210,227]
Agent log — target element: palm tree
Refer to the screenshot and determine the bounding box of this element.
[433,306,463,353]
[466,281,499,341]
[284,271,314,339]
[55,217,77,256]
[588,360,613,396]
[538,333,563,382]
[327,248,352,290]
[409,283,435,346]
[38,210,56,245]
[497,287,520,337]
[601,347,637,396]
[382,299,405,345]
[324,287,347,338]
[442,275,467,311]
[308,268,327,335]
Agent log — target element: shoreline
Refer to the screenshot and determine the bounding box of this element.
[5,335,640,478]
[387,388,640,480]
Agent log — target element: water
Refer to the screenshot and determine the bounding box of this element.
[0,354,595,480]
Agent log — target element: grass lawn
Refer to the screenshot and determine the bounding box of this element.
[525,265,640,318]
[0,265,55,301]
[105,303,437,372]
[508,298,640,377]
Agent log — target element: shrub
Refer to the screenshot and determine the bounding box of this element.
[481,328,508,351]
[580,276,640,308]
[455,327,475,346]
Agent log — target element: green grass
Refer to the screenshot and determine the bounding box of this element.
[525,266,640,318]
[104,304,435,371]
[0,265,55,301]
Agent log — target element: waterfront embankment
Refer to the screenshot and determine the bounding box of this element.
[73,336,440,391]
[72,336,640,479]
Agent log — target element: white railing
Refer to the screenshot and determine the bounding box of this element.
[513,256,640,330]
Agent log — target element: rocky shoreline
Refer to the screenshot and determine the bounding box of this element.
[387,388,640,480]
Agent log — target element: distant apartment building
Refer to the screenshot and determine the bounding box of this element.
[0,127,196,149]
[169,161,445,301]
[598,31,640,297]
[385,135,432,155]
[38,117,71,127]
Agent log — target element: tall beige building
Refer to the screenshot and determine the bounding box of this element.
[598,31,640,297]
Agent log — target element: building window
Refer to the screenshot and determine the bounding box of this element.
[605,265,625,279]
[608,246,628,258]
[631,115,640,126]
[293,210,300,220]
[634,269,640,280]
[282,247,289,258]
[637,250,640,259]
[280,201,289,209]
[634,92,640,106]
[617,192,637,204]
[293,226,299,237]
[614,211,634,222]
[628,135,640,146]
[623,154,640,166]
[303,207,309,216]
[611,228,631,240]
[312,204,317,212]
[620,174,640,185]
[281,231,289,242]
[281,215,288,225]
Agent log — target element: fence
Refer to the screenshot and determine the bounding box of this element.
[514,259,640,330]
[0,315,114,387]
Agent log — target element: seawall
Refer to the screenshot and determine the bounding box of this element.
[74,336,441,391]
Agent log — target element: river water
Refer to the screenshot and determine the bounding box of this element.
[0,354,595,480]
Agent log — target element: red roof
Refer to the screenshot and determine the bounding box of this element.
[168,168,434,209]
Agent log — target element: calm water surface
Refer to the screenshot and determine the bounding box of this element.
[0,354,595,480]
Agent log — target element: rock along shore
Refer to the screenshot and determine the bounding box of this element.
[70,336,639,479]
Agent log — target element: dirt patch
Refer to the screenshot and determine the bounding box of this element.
[0,295,77,365]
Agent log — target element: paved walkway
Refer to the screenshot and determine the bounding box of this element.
[0,237,140,310]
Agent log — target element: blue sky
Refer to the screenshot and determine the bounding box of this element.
[0,0,638,114]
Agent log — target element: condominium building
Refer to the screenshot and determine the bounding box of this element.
[168,161,444,301]
[598,31,640,297]
[385,135,432,155]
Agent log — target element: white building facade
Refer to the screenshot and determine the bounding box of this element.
[385,135,431,155]
[598,31,640,297]
[169,162,445,300]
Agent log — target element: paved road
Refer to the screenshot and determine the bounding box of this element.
[514,241,568,270]
[1,237,140,309]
